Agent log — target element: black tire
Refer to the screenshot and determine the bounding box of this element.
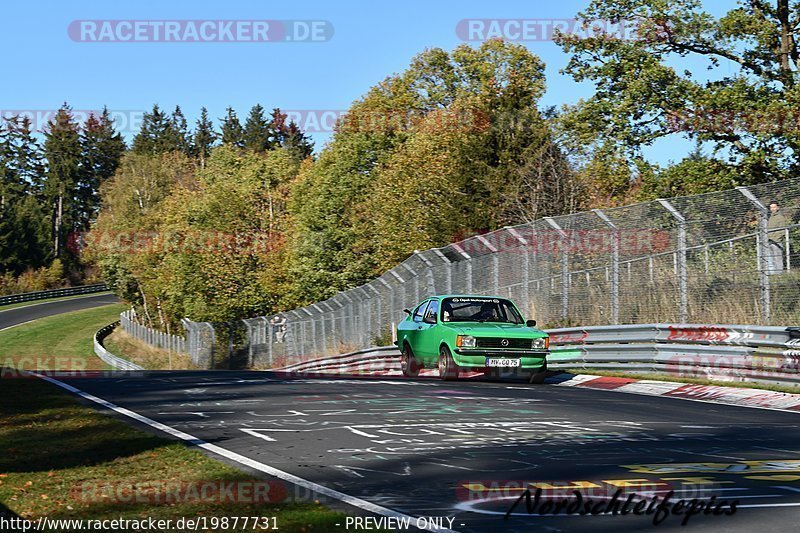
[401,343,420,377]
[529,361,548,384]
[483,367,501,380]
[438,345,459,381]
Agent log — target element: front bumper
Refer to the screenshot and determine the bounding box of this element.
[453,349,548,370]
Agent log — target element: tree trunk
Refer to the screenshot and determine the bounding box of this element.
[777,0,794,85]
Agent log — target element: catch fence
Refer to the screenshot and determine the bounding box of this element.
[185,178,800,367]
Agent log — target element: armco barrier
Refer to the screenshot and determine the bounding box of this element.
[274,323,800,388]
[0,283,108,307]
[94,322,144,371]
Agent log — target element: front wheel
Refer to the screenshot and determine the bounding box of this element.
[529,361,548,384]
[400,344,420,377]
[439,345,459,381]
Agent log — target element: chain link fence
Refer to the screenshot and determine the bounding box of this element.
[236,178,800,367]
[119,309,186,354]
[131,178,800,369]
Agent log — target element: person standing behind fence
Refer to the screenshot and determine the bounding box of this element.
[767,201,790,274]
[271,314,287,343]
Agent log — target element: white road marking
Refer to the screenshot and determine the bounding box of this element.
[32,373,455,533]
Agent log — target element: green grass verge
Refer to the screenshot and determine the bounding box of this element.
[0,292,112,313]
[0,379,347,531]
[580,369,800,395]
[0,305,126,371]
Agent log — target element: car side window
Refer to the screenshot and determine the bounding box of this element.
[413,301,429,322]
[424,300,439,323]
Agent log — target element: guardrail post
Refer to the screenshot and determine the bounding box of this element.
[736,186,771,323]
[544,217,569,321]
[658,199,689,323]
[593,209,619,324]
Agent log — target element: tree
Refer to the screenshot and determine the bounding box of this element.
[557,0,800,186]
[282,121,314,161]
[220,107,244,148]
[287,40,558,301]
[79,108,126,229]
[243,104,271,152]
[193,107,217,167]
[169,106,192,155]
[132,104,184,155]
[43,104,82,259]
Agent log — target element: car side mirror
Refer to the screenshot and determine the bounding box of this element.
[403,308,412,316]
[526,319,537,327]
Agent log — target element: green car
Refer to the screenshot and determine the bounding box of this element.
[395,295,549,382]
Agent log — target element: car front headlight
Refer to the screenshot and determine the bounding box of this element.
[531,337,549,350]
[456,335,477,348]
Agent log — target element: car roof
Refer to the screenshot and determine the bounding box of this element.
[428,294,509,300]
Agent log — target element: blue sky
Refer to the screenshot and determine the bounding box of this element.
[1,0,735,165]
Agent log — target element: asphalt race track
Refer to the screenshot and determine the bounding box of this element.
[51,371,800,532]
[0,293,119,332]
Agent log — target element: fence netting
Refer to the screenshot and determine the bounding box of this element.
[177,178,800,368]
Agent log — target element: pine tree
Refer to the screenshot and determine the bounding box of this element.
[282,121,314,161]
[220,107,244,147]
[170,106,192,155]
[43,104,82,259]
[9,116,46,196]
[79,108,126,228]
[267,108,288,148]
[243,104,271,152]
[132,104,183,155]
[193,107,217,167]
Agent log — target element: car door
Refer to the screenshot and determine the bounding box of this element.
[404,300,430,356]
[415,299,440,364]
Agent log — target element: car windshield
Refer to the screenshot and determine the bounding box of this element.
[440,297,523,324]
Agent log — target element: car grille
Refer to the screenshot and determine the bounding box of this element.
[476,338,530,349]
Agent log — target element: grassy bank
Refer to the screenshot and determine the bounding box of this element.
[104,328,195,370]
[0,379,347,531]
[0,304,126,371]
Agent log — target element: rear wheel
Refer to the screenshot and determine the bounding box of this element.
[400,343,420,377]
[439,345,459,381]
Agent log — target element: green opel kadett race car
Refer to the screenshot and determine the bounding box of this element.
[395,295,549,382]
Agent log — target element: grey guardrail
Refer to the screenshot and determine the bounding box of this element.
[275,323,800,388]
[94,321,144,371]
[0,283,108,307]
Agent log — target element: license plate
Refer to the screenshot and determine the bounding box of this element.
[485,358,520,368]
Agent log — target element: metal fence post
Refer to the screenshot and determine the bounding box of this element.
[737,186,771,323]
[400,263,419,303]
[476,235,500,294]
[432,249,452,293]
[506,226,530,314]
[452,243,471,293]
[544,217,569,321]
[658,199,689,323]
[593,209,619,324]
